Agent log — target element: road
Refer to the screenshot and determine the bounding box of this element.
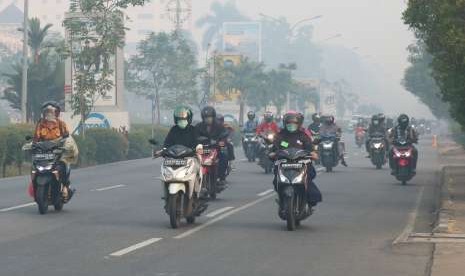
[0,137,439,276]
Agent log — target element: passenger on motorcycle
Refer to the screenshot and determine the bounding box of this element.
[272,111,322,208]
[365,114,387,157]
[388,114,419,174]
[256,111,279,136]
[319,115,348,167]
[33,101,75,200]
[195,106,229,186]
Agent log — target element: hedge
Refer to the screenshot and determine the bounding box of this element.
[0,124,35,177]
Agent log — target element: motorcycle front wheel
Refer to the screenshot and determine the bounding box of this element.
[169,193,182,229]
[286,195,296,231]
[35,185,48,215]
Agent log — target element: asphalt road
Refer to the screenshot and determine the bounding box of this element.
[0,136,439,276]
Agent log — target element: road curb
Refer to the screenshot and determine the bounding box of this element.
[433,166,461,233]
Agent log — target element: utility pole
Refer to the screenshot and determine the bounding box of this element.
[21,0,29,123]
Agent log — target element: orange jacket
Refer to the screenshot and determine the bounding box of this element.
[33,119,69,142]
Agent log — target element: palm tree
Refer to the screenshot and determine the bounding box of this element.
[196,1,247,50]
[27,18,53,64]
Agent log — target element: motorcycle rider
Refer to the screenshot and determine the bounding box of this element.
[33,101,75,200]
[388,114,419,174]
[319,115,348,167]
[365,114,387,158]
[243,111,258,133]
[271,111,321,209]
[307,113,321,134]
[195,106,229,186]
[217,113,236,162]
[163,106,199,150]
[256,111,279,137]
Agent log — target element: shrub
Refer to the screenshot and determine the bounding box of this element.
[85,128,129,164]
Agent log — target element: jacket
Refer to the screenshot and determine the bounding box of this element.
[195,121,227,141]
[33,119,69,142]
[164,125,199,149]
[273,129,313,152]
[243,120,258,133]
[256,122,279,135]
[389,125,418,145]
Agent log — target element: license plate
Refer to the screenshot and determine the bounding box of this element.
[203,149,211,154]
[33,153,55,160]
[164,159,187,166]
[281,163,303,169]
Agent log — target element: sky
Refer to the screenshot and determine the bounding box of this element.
[192,0,433,117]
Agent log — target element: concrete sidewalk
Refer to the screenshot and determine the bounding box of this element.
[431,138,465,276]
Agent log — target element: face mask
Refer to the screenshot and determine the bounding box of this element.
[44,112,56,122]
[286,123,298,133]
[177,119,188,129]
[205,117,214,125]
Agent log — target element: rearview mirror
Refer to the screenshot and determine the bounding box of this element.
[148,138,158,145]
[25,135,32,141]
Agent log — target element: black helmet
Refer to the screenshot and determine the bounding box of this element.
[398,114,409,128]
[264,111,274,123]
[42,101,61,117]
[378,113,386,123]
[311,113,320,123]
[371,114,379,125]
[247,111,255,121]
[283,111,303,126]
[201,106,216,120]
[173,106,193,125]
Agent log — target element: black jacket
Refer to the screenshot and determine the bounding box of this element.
[163,125,199,149]
[273,129,313,152]
[195,122,227,141]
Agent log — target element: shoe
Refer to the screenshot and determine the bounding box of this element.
[62,186,68,200]
[341,160,348,167]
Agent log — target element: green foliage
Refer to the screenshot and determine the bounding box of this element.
[127,32,200,124]
[64,0,149,131]
[127,125,169,159]
[73,134,97,166]
[403,1,465,128]
[1,19,64,123]
[0,124,34,177]
[85,128,128,164]
[403,42,450,119]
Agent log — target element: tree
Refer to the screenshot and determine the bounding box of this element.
[1,19,64,122]
[127,32,199,135]
[267,69,292,115]
[216,57,264,124]
[403,42,450,119]
[64,0,149,135]
[403,1,465,128]
[196,1,247,49]
[27,17,53,64]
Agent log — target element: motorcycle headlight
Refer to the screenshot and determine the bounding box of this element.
[267,134,274,141]
[323,143,333,149]
[404,151,411,157]
[279,171,290,184]
[373,143,383,149]
[251,137,258,142]
[36,165,53,172]
[292,170,305,183]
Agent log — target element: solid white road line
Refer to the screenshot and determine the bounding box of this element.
[0,202,35,212]
[393,186,425,244]
[257,189,274,197]
[109,238,163,257]
[174,193,274,239]
[94,184,126,192]
[205,206,235,218]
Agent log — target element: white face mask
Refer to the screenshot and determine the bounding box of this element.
[44,112,56,122]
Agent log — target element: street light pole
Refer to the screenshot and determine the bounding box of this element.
[21,0,29,123]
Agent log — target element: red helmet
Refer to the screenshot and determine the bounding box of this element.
[283,110,304,127]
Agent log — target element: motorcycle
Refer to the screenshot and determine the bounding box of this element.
[258,132,275,174]
[197,136,226,200]
[355,127,365,148]
[369,136,387,169]
[274,147,313,231]
[319,133,339,172]
[391,139,416,185]
[153,144,208,228]
[23,137,70,215]
[242,132,259,162]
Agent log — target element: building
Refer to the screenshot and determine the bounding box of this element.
[0,3,23,55]
[1,0,191,49]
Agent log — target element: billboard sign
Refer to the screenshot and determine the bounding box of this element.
[222,22,262,62]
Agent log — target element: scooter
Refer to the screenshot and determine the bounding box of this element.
[153,143,208,229]
[319,133,339,172]
[274,147,313,231]
[355,127,365,148]
[242,132,259,162]
[258,132,275,174]
[391,139,416,185]
[369,136,387,169]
